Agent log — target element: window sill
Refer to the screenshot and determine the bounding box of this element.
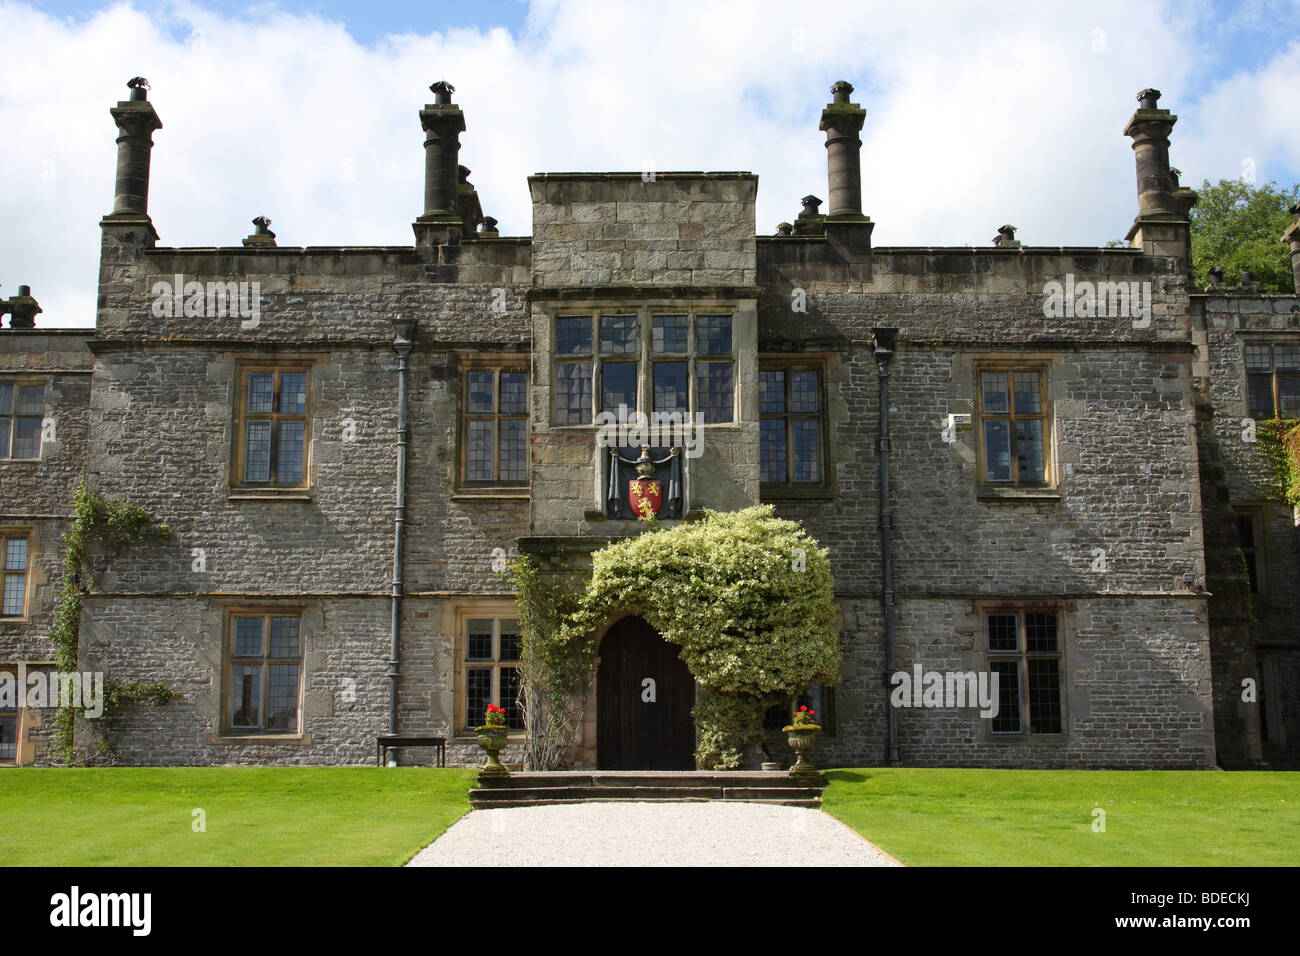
[452,489,530,500]
[452,733,526,742]
[227,489,314,502]
[761,484,834,502]
[208,733,314,745]
[984,732,1068,744]
[976,485,1062,501]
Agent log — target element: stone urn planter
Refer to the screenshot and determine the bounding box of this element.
[477,726,509,776]
[783,705,821,780]
[477,705,510,777]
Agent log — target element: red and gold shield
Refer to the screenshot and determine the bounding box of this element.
[628,478,662,517]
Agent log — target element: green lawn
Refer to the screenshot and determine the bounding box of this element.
[821,767,1300,866]
[0,767,476,866]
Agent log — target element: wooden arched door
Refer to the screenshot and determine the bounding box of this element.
[597,616,696,770]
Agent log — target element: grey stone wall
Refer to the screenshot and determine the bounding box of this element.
[0,331,93,763]
[1198,293,1300,764]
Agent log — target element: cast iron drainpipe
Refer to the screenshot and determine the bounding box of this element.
[388,317,417,763]
[872,327,901,767]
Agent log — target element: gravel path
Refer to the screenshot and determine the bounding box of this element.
[406,802,900,867]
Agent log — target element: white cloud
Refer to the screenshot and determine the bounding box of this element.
[1,0,1297,328]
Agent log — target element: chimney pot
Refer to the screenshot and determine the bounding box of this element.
[800,195,822,215]
[776,222,793,236]
[1208,266,1224,285]
[831,80,854,104]
[430,80,455,104]
[127,76,150,101]
[1,285,42,329]
[1137,88,1161,110]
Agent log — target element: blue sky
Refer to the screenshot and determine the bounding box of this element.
[4,0,1300,326]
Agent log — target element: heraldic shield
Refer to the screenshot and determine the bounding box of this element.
[606,445,683,519]
[628,477,663,518]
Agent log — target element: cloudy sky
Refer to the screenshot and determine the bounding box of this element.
[3,0,1299,328]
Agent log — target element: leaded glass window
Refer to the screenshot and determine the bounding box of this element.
[227,612,302,734]
[0,382,45,460]
[237,368,310,487]
[978,368,1048,484]
[759,367,823,486]
[986,610,1063,736]
[464,368,528,484]
[462,616,524,732]
[1245,342,1300,420]
[553,309,735,426]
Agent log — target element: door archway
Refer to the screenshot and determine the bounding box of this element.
[597,615,695,770]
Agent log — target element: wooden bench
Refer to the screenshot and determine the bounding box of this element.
[376,735,446,768]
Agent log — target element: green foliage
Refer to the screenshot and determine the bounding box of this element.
[558,505,840,769]
[692,693,769,770]
[1190,178,1300,292]
[50,477,174,764]
[506,554,593,770]
[1256,418,1300,506]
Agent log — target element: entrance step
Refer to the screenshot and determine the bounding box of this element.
[469,771,825,809]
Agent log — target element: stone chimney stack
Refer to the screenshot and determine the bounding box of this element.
[0,285,43,330]
[103,77,162,234]
[1283,205,1300,293]
[819,80,867,220]
[414,80,466,246]
[1122,88,1191,264]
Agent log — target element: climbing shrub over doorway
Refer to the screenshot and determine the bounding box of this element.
[506,554,594,771]
[561,505,839,769]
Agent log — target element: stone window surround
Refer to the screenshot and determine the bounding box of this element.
[454,352,529,496]
[975,598,1071,742]
[1241,337,1300,419]
[1231,505,1268,596]
[968,355,1062,500]
[440,598,524,742]
[548,303,739,428]
[0,377,48,461]
[0,527,35,621]
[758,356,833,499]
[218,604,307,740]
[228,357,319,500]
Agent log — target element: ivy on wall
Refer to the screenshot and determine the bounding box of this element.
[512,505,839,770]
[505,553,592,771]
[50,477,176,764]
[1256,418,1300,506]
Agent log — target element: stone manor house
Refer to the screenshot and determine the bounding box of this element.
[1,78,1297,770]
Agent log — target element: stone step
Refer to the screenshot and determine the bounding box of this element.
[469,778,825,809]
[471,797,824,809]
[474,786,727,802]
[475,771,817,790]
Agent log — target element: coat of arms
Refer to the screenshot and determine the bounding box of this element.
[628,452,664,519]
[606,445,682,520]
